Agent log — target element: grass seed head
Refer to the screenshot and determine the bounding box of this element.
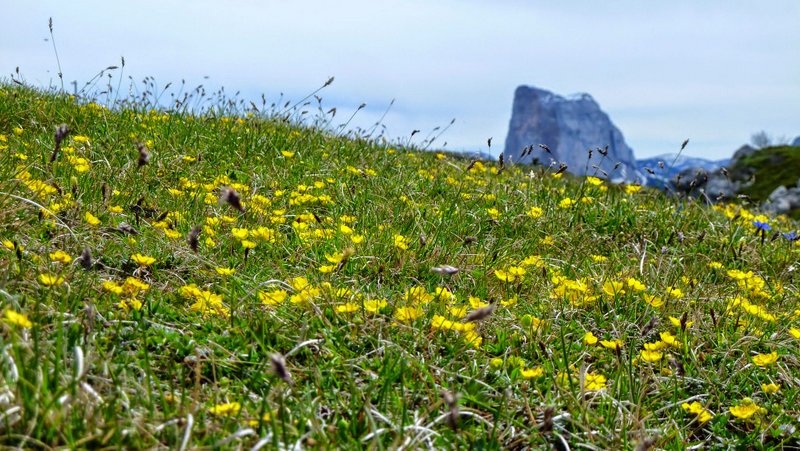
[220,187,245,213]
[188,226,201,252]
[441,390,459,431]
[270,353,292,384]
[78,247,92,270]
[50,124,70,163]
[137,143,150,167]
[463,303,496,323]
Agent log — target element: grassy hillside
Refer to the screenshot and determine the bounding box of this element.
[1,84,799,449]
[732,145,800,219]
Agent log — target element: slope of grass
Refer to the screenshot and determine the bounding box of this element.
[1,84,799,449]
[731,145,800,219]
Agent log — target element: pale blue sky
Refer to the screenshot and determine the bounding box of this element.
[2,0,798,159]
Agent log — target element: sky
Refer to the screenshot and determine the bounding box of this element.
[2,0,798,160]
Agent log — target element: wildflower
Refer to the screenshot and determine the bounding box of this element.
[682,401,713,423]
[258,289,288,306]
[164,229,181,239]
[118,298,143,312]
[490,357,504,369]
[751,351,778,367]
[583,331,599,345]
[131,253,156,267]
[782,231,798,241]
[394,306,423,322]
[591,254,607,263]
[49,250,72,264]
[639,349,663,363]
[215,267,235,276]
[84,211,101,226]
[318,265,336,273]
[708,261,723,269]
[3,309,33,328]
[659,331,679,347]
[584,372,607,391]
[586,176,603,186]
[393,234,410,250]
[208,402,241,416]
[102,280,125,295]
[526,206,543,218]
[559,197,576,209]
[38,273,64,287]
[281,150,295,158]
[624,184,642,195]
[752,220,771,232]
[520,367,544,379]
[626,277,646,292]
[600,339,623,350]
[335,303,359,314]
[762,383,780,394]
[241,240,257,249]
[486,207,500,219]
[729,398,765,420]
[666,287,683,299]
[602,281,625,297]
[363,298,387,313]
[790,327,800,339]
[668,316,693,328]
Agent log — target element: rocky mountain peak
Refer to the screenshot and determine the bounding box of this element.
[503,85,640,182]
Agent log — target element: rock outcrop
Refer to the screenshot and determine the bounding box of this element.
[503,86,640,182]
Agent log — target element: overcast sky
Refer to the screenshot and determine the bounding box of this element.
[2,1,798,159]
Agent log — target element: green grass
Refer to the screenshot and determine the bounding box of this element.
[731,145,800,219]
[1,83,800,449]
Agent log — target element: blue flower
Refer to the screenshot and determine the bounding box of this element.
[752,220,772,232]
[782,231,798,242]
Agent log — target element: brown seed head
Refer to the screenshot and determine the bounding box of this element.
[270,353,292,384]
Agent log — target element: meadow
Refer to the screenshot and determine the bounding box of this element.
[1,81,799,449]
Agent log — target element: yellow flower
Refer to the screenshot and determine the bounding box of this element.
[102,280,125,295]
[668,316,693,328]
[639,349,663,363]
[586,176,603,186]
[626,277,646,292]
[318,265,336,273]
[494,269,516,283]
[164,229,181,239]
[38,273,65,287]
[584,372,607,391]
[590,254,607,263]
[789,327,800,339]
[708,261,723,269]
[520,367,544,379]
[351,234,365,244]
[600,339,623,350]
[583,331,599,345]
[394,306,423,322]
[84,211,101,226]
[624,184,642,195]
[761,383,780,394]
[281,150,295,158]
[3,310,33,328]
[644,294,664,308]
[393,234,410,250]
[208,402,241,416]
[602,281,626,297]
[751,351,778,367]
[729,399,763,420]
[49,250,72,264]
[682,401,713,423]
[131,253,156,267]
[363,298,387,313]
[526,206,543,218]
[241,240,257,249]
[258,289,288,306]
[490,357,504,369]
[335,303,359,314]
[215,267,236,276]
[559,197,576,209]
[666,287,683,299]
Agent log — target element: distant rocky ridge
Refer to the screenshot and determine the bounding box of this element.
[503,86,641,182]
[636,154,730,188]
